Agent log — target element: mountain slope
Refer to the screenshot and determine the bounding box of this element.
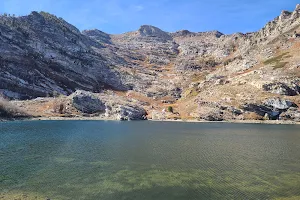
[1,5,300,121]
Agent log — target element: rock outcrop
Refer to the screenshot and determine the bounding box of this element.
[280,107,300,121]
[242,98,298,120]
[263,82,300,96]
[263,98,297,110]
[115,105,147,121]
[72,91,105,114]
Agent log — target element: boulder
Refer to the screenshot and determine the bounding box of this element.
[199,111,224,121]
[116,105,147,121]
[263,98,297,110]
[280,107,300,122]
[72,91,105,114]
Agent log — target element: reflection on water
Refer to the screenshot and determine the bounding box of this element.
[1,121,300,200]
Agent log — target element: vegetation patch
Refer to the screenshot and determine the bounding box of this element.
[263,52,291,70]
[167,106,173,113]
[273,62,288,70]
[263,52,290,65]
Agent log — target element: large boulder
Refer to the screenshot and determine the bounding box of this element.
[116,105,147,121]
[263,98,297,110]
[263,82,300,96]
[72,91,105,114]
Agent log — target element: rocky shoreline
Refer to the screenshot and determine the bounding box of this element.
[2,116,299,125]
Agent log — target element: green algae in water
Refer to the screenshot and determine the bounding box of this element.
[1,121,300,200]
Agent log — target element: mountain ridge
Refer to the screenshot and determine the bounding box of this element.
[1,4,300,122]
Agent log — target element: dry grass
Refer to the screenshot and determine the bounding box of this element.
[244,112,263,120]
[0,97,30,119]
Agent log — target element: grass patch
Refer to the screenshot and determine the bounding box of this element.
[273,62,288,70]
[263,52,290,65]
[263,52,291,70]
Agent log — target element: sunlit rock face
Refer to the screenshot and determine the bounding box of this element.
[1,5,300,121]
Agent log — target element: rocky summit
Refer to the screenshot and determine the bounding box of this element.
[1,5,300,121]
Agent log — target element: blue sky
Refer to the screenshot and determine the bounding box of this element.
[0,0,299,34]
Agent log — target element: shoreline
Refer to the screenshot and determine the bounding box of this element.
[1,116,299,125]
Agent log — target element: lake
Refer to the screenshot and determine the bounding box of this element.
[1,120,300,200]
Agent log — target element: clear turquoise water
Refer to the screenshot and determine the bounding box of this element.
[1,121,300,200]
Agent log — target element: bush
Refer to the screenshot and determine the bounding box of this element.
[167,106,173,113]
[53,102,65,114]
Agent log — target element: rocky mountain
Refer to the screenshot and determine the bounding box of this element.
[1,5,300,121]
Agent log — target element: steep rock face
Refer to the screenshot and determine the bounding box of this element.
[0,11,128,99]
[255,4,300,42]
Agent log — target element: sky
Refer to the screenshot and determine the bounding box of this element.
[0,0,299,34]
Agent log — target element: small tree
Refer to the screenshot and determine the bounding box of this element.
[53,102,65,114]
[167,106,173,113]
[59,103,64,114]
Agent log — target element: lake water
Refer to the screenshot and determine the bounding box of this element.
[1,121,300,200]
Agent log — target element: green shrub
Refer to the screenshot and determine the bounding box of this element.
[167,106,173,113]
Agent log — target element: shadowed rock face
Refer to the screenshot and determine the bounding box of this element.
[0,11,128,99]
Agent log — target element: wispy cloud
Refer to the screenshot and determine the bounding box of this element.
[131,5,144,12]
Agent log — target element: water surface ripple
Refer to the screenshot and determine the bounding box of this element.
[1,121,300,200]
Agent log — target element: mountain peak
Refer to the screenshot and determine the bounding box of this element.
[137,25,172,40]
[82,29,111,44]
